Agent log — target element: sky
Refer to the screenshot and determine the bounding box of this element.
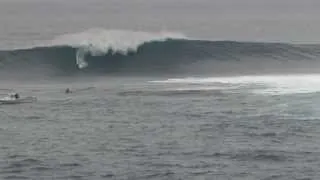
[0,0,320,48]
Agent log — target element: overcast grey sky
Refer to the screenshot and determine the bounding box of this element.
[0,0,320,48]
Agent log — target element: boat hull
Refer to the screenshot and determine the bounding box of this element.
[0,97,37,104]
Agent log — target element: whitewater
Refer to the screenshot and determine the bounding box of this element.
[2,1,320,179]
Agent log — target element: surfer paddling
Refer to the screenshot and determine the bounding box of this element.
[65,88,72,94]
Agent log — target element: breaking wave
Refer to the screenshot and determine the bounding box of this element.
[49,29,186,69]
[1,28,320,77]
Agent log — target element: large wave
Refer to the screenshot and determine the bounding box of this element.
[49,29,187,69]
[1,28,320,77]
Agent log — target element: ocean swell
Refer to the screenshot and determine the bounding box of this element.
[1,29,320,77]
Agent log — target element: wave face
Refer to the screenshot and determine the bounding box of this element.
[1,29,320,77]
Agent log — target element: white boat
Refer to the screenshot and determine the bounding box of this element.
[0,96,37,105]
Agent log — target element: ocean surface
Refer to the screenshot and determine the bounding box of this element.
[2,0,320,179]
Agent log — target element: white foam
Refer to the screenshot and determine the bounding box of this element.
[150,74,320,95]
[166,86,228,91]
[47,28,186,69]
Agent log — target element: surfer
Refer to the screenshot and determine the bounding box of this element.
[65,88,72,94]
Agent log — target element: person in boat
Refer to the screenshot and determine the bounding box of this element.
[9,93,19,99]
[14,93,20,99]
